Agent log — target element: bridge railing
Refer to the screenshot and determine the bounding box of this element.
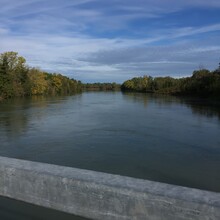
[0,156,220,220]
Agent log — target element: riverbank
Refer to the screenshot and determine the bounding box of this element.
[121,69,220,98]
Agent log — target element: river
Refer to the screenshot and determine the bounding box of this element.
[0,91,220,219]
[1,91,220,191]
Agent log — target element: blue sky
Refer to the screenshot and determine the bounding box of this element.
[1,0,220,83]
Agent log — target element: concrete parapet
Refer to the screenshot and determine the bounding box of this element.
[0,156,220,220]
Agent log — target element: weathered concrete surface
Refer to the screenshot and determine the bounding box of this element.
[0,156,220,220]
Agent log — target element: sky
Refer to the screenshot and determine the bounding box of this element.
[0,0,220,83]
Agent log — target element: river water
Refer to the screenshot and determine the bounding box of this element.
[1,91,220,192]
[1,91,220,219]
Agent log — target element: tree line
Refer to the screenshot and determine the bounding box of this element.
[83,82,121,91]
[0,52,82,100]
[121,69,220,97]
[1,51,220,100]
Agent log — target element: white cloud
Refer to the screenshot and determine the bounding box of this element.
[1,27,220,82]
[1,0,220,82]
[0,27,9,35]
[170,24,220,38]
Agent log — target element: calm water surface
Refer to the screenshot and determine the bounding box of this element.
[1,91,220,192]
[0,196,88,220]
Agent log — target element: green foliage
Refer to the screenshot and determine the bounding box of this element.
[0,51,28,98]
[121,69,220,97]
[28,68,48,95]
[1,51,220,100]
[83,82,121,91]
[180,70,220,96]
[153,77,180,94]
[121,75,178,93]
[0,52,82,100]
[121,76,154,92]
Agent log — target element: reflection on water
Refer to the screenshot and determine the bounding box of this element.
[122,92,220,120]
[0,99,29,138]
[1,93,219,140]
[0,95,82,140]
[0,92,220,193]
[184,100,220,120]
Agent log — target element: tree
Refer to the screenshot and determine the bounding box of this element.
[0,51,29,98]
[0,51,82,100]
[28,68,48,95]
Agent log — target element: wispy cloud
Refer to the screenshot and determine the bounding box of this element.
[169,24,220,38]
[0,0,220,82]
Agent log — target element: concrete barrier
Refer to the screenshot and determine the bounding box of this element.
[0,156,220,220]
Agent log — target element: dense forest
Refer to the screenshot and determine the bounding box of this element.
[83,82,121,91]
[0,52,82,100]
[121,69,220,97]
[1,51,220,100]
